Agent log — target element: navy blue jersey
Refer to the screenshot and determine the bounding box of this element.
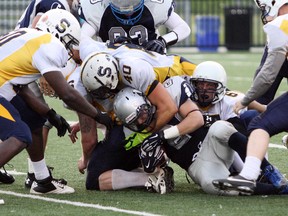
[16,0,70,29]
[79,0,174,45]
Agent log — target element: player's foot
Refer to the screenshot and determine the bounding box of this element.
[262,165,288,188]
[0,167,15,184]
[212,175,256,195]
[30,176,74,194]
[145,166,174,194]
[25,166,67,189]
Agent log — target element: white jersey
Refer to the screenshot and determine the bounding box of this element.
[80,0,175,44]
[264,14,288,52]
[80,37,195,95]
[200,90,246,121]
[15,0,70,29]
[0,28,68,101]
[162,76,197,150]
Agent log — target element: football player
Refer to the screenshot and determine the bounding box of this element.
[213,0,288,195]
[79,0,190,54]
[14,0,80,188]
[116,79,288,195]
[15,0,80,29]
[253,0,288,105]
[78,76,200,193]
[0,9,111,194]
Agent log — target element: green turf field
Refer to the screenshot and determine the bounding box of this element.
[1,51,288,216]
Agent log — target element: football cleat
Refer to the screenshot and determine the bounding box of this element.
[262,165,288,188]
[212,175,256,195]
[24,166,67,189]
[30,176,74,194]
[145,166,174,194]
[0,167,15,184]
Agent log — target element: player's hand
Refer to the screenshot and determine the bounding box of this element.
[233,100,247,115]
[139,131,165,173]
[141,131,165,152]
[78,156,87,174]
[69,122,80,143]
[144,37,166,54]
[39,76,57,97]
[46,109,71,137]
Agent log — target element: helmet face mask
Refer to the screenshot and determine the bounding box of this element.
[110,0,144,25]
[89,86,118,100]
[113,87,156,132]
[81,52,119,98]
[191,61,227,107]
[254,0,288,24]
[35,9,80,59]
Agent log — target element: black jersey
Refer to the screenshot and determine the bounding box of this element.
[79,0,174,45]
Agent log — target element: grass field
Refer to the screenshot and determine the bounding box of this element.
[1,51,288,216]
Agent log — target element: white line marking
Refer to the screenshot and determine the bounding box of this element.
[269,143,286,149]
[0,190,163,216]
[5,170,26,175]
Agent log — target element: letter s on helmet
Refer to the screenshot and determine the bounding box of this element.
[80,52,119,92]
[36,9,80,57]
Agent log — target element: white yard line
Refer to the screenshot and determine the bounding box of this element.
[0,190,163,216]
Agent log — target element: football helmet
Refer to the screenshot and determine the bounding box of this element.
[80,52,119,99]
[71,0,80,13]
[191,61,227,107]
[110,0,144,25]
[254,0,288,24]
[113,87,156,132]
[35,9,80,58]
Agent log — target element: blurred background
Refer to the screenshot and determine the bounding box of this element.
[0,0,265,51]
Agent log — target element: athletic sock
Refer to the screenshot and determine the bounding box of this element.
[112,169,148,190]
[240,156,261,180]
[31,158,50,180]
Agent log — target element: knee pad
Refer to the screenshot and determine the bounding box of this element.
[209,121,237,141]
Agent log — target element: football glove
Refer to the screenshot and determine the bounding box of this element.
[139,131,165,173]
[113,36,132,44]
[141,131,165,152]
[46,109,71,137]
[94,111,113,130]
[144,37,166,54]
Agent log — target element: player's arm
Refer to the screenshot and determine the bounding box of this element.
[247,100,267,113]
[241,49,285,106]
[147,81,178,132]
[162,11,191,45]
[31,15,42,28]
[16,84,71,136]
[15,85,50,115]
[177,99,203,135]
[77,112,98,174]
[80,21,97,39]
[43,71,111,128]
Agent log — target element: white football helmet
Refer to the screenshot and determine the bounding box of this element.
[71,0,80,12]
[191,61,227,107]
[110,0,144,25]
[36,9,80,57]
[254,0,288,23]
[113,87,156,132]
[81,52,119,99]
